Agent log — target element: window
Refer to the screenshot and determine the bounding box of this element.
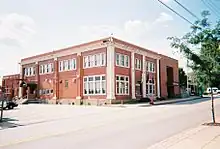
[135,58,142,70]
[59,59,76,72]
[116,53,120,66]
[24,67,35,76]
[147,78,155,95]
[83,53,106,68]
[147,62,155,72]
[83,75,106,95]
[65,80,69,88]
[116,75,129,95]
[40,63,54,74]
[115,53,129,68]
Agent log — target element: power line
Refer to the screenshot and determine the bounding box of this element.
[208,0,220,13]
[173,0,200,20]
[201,0,220,18]
[157,0,195,26]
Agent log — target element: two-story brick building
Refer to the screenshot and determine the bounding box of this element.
[18,37,179,104]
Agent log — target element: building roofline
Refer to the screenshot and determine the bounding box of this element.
[3,74,20,78]
[21,36,178,62]
[21,37,111,62]
[112,37,159,55]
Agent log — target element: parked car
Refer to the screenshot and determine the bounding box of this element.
[0,100,18,110]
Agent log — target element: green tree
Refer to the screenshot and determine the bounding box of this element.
[179,68,187,88]
[168,11,220,124]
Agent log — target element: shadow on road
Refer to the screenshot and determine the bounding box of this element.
[0,118,23,130]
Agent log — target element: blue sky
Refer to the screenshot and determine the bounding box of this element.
[0,0,219,76]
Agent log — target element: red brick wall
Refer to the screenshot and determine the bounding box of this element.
[2,74,20,98]
[160,55,179,98]
[57,54,77,99]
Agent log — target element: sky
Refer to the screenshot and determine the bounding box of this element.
[0,0,219,76]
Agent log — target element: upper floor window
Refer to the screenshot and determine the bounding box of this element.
[40,63,54,74]
[24,67,35,76]
[146,62,155,73]
[135,58,142,70]
[116,53,129,68]
[59,58,77,72]
[83,53,106,69]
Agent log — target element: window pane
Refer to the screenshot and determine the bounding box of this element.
[102,76,105,80]
[120,76,124,81]
[95,76,100,81]
[88,77,93,81]
[125,82,129,94]
[121,55,125,66]
[116,82,120,94]
[84,77,87,81]
[95,81,101,94]
[116,76,119,80]
[84,56,87,68]
[116,54,120,65]
[94,55,97,66]
[125,77,128,81]
[125,55,129,67]
[101,53,105,65]
[84,82,87,94]
[102,81,106,94]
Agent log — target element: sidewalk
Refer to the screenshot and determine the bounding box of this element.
[147,121,220,149]
[109,96,205,108]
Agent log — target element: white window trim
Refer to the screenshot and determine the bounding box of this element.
[135,58,142,70]
[146,79,155,96]
[116,75,129,95]
[115,53,130,68]
[59,58,77,72]
[24,67,36,77]
[83,75,106,96]
[83,53,106,69]
[146,61,155,73]
[39,63,54,75]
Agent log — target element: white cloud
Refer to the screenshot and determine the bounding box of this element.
[0,13,36,47]
[155,12,173,23]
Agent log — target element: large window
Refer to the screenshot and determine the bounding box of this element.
[115,53,129,68]
[40,63,54,74]
[116,75,129,95]
[83,53,106,68]
[135,58,142,70]
[24,67,35,76]
[83,75,106,95]
[146,78,155,95]
[146,62,155,73]
[59,58,77,72]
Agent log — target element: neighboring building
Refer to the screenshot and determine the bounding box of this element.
[2,74,20,99]
[0,76,2,87]
[18,37,179,104]
[187,72,198,94]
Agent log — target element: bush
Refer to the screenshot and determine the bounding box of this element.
[139,97,150,103]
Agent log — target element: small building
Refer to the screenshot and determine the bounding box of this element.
[2,74,20,99]
[18,37,179,104]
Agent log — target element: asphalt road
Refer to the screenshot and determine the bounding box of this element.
[1,97,220,149]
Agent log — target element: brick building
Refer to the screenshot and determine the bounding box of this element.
[18,37,179,104]
[2,74,20,99]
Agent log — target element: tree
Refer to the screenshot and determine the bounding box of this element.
[179,68,187,88]
[168,11,220,124]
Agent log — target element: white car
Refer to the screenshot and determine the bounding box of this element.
[206,87,218,94]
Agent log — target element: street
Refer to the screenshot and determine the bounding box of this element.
[1,97,220,149]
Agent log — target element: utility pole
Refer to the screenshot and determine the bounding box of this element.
[0,88,5,122]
